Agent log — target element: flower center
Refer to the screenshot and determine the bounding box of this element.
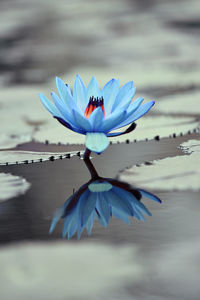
[84,96,105,118]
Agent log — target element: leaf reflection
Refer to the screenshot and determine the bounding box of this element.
[49,158,161,239]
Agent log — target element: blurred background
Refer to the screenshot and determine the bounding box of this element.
[1,0,200,87]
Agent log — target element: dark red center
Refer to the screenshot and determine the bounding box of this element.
[84,96,105,118]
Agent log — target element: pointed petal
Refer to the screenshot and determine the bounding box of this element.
[39,92,61,117]
[76,190,90,238]
[78,191,97,227]
[56,77,72,96]
[112,188,144,220]
[63,199,80,239]
[95,209,107,227]
[117,187,152,217]
[132,207,146,221]
[51,92,77,127]
[96,192,110,225]
[102,79,119,116]
[54,116,86,134]
[112,207,130,224]
[112,85,136,113]
[87,76,102,100]
[78,190,96,231]
[114,100,155,130]
[111,186,146,219]
[56,77,72,104]
[100,110,127,132]
[77,226,84,240]
[112,81,133,112]
[126,97,144,115]
[56,77,83,115]
[61,195,80,236]
[49,206,64,234]
[86,211,95,235]
[139,189,162,203]
[73,75,87,111]
[111,97,143,129]
[62,215,73,238]
[88,107,104,131]
[86,132,109,153]
[107,123,136,137]
[67,218,78,240]
[73,109,92,132]
[136,201,152,217]
[107,190,134,216]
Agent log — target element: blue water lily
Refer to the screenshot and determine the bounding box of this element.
[39,75,155,154]
[49,177,161,240]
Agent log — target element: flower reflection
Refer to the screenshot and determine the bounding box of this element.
[50,159,161,239]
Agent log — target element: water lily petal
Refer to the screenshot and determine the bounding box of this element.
[111,81,133,112]
[112,187,132,207]
[95,208,108,227]
[50,195,74,234]
[107,190,134,216]
[73,109,92,132]
[130,206,145,221]
[126,97,144,115]
[73,75,87,111]
[77,226,84,240]
[107,123,136,137]
[100,110,127,132]
[39,93,61,117]
[56,77,82,114]
[139,189,162,203]
[86,76,102,100]
[54,116,86,134]
[112,187,147,221]
[116,192,143,220]
[116,87,136,113]
[86,211,95,235]
[86,132,109,153]
[56,77,73,106]
[112,86,136,114]
[103,79,119,116]
[114,100,155,130]
[112,97,144,128]
[79,191,97,227]
[62,215,73,238]
[67,217,78,240]
[72,190,90,237]
[49,206,64,234]
[51,92,77,126]
[88,107,104,131]
[96,192,110,225]
[135,199,152,216]
[112,186,147,216]
[111,207,130,224]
